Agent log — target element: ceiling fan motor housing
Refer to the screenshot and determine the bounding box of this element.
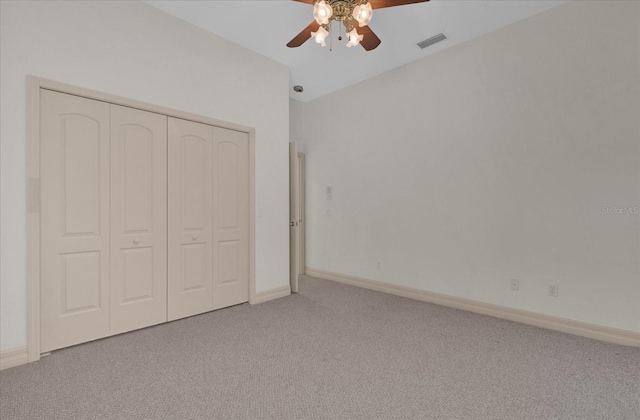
[330,1,355,21]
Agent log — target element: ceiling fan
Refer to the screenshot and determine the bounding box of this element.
[287,0,430,51]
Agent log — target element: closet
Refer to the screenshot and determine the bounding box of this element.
[39,89,250,353]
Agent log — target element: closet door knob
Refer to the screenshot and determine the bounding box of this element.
[192,236,198,241]
[133,239,140,244]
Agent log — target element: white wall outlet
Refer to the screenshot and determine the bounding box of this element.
[325,209,333,217]
[326,186,333,200]
[548,283,558,297]
[510,279,519,291]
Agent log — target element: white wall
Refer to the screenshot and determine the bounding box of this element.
[0,0,290,351]
[297,1,640,331]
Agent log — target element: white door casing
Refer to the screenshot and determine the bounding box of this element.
[298,152,306,276]
[289,143,305,293]
[289,142,299,293]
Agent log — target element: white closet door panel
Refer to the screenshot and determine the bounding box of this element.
[40,90,111,352]
[168,118,214,321]
[110,105,167,335]
[212,127,249,310]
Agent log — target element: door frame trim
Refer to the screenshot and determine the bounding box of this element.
[289,143,305,293]
[289,142,299,293]
[26,76,257,363]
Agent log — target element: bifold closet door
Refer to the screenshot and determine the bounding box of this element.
[40,90,111,352]
[211,125,250,311]
[41,91,169,352]
[168,118,214,320]
[168,118,249,321]
[109,105,167,335]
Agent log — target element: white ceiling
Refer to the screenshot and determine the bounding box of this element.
[144,0,565,102]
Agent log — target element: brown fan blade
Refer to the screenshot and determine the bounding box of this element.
[287,21,321,48]
[292,0,315,4]
[369,0,429,9]
[357,24,382,51]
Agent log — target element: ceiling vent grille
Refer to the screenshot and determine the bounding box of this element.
[417,33,447,49]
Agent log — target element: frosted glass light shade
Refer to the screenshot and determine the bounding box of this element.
[346,28,363,48]
[353,2,373,27]
[313,0,333,25]
[311,26,330,47]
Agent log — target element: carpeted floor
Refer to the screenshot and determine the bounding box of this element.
[1,275,639,419]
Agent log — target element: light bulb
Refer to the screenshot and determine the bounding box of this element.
[346,28,363,48]
[313,0,333,25]
[311,26,330,47]
[352,2,373,27]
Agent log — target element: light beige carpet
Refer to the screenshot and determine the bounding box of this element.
[1,275,639,419]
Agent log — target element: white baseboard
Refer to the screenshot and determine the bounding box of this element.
[0,346,29,371]
[305,267,640,347]
[253,285,291,305]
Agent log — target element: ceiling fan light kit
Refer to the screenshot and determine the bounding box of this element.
[346,28,364,48]
[313,0,333,25]
[288,0,429,52]
[311,25,330,46]
[352,2,373,26]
